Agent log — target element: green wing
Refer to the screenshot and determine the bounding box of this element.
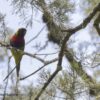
[11,46,24,77]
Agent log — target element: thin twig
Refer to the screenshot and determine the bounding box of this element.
[45,91,67,100]
[2,56,11,100]
[0,93,26,96]
[26,24,46,45]
[20,58,58,80]
[3,67,16,81]
[34,51,58,56]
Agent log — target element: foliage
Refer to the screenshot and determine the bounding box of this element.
[0,0,99,100]
[80,0,100,13]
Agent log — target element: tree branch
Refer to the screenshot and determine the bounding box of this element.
[0,42,46,63]
[93,13,100,35]
[34,32,69,100]
[20,58,58,80]
[0,42,52,80]
[61,3,100,33]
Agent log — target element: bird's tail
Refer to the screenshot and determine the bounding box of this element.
[16,62,20,78]
[15,62,20,96]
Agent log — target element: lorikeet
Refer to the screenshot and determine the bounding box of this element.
[10,28,26,78]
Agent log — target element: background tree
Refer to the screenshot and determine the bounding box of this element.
[0,0,100,100]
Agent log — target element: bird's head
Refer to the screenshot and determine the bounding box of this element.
[16,28,27,37]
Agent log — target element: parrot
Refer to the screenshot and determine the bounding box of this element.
[10,28,26,78]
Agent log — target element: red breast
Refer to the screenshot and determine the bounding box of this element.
[11,35,24,44]
[10,34,25,48]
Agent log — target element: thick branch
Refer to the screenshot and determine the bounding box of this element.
[64,49,95,84]
[34,32,69,100]
[93,13,100,35]
[62,3,100,33]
